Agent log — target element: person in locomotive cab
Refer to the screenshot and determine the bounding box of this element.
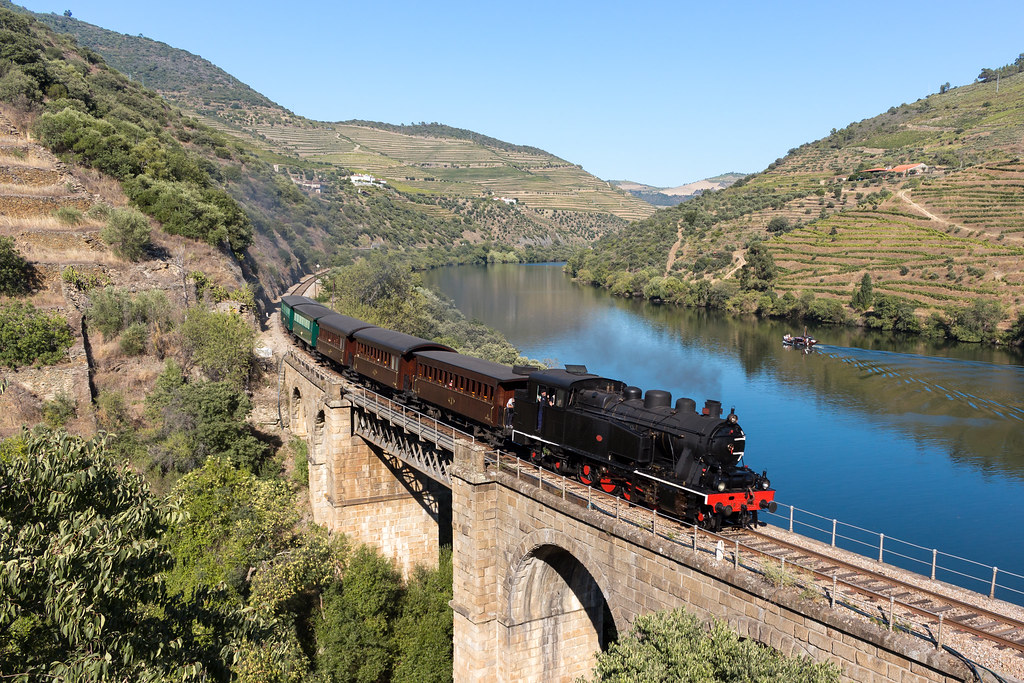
[505,396,515,428]
[537,390,547,430]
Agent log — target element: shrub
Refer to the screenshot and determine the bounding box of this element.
[42,392,77,428]
[0,237,33,296]
[119,322,148,355]
[87,286,129,338]
[584,608,839,682]
[100,207,151,261]
[0,302,74,368]
[53,206,82,226]
[181,307,255,389]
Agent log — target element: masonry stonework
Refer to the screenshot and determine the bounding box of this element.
[282,357,443,576]
[450,444,971,683]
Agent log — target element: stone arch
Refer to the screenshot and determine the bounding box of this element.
[290,385,306,436]
[312,407,326,459]
[502,529,618,681]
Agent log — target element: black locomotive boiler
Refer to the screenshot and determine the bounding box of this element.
[510,368,775,530]
[282,296,775,530]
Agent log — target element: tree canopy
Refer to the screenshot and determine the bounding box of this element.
[0,429,257,681]
[585,608,839,683]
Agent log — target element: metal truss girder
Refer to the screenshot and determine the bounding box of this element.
[352,406,452,486]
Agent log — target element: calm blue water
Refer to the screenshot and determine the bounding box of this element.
[423,263,1024,602]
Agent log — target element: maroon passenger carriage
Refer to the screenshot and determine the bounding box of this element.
[316,313,377,368]
[351,328,453,391]
[413,351,528,432]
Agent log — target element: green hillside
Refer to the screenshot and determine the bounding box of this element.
[26,5,291,122]
[570,60,1024,343]
[24,5,653,230]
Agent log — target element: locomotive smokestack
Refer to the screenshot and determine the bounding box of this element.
[703,399,722,418]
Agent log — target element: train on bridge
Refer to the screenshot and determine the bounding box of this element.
[281,295,776,530]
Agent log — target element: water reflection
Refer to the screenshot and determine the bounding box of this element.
[423,264,1024,575]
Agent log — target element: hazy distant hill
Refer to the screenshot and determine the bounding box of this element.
[574,61,1024,334]
[611,173,746,207]
[24,5,654,227]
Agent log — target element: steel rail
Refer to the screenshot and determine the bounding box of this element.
[741,528,1024,655]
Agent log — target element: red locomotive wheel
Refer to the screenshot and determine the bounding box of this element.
[578,464,594,486]
[599,475,618,494]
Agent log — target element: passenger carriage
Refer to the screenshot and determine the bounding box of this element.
[280,295,316,332]
[413,350,529,429]
[316,313,376,367]
[351,328,453,391]
[291,301,335,348]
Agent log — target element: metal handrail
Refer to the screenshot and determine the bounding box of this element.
[769,503,1024,602]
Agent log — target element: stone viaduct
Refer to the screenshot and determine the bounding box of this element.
[280,352,971,683]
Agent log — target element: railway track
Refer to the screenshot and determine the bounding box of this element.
[488,452,1024,677]
[740,526,1024,657]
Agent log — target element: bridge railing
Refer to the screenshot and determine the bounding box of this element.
[479,449,1020,669]
[764,503,1024,605]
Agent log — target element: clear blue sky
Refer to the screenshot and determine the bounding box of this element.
[16,0,1024,187]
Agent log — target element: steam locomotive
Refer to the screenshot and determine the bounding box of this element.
[281,295,776,530]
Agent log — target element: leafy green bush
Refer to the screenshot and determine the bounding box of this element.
[87,286,174,341]
[0,302,74,368]
[119,321,148,355]
[41,392,76,428]
[0,237,33,296]
[145,360,268,474]
[100,207,151,261]
[584,608,839,682]
[87,286,129,338]
[53,206,82,225]
[0,427,263,679]
[181,307,255,389]
[316,546,404,682]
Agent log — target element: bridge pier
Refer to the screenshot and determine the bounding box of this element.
[451,442,611,683]
[283,357,447,575]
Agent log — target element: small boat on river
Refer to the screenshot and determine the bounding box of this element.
[783,333,817,349]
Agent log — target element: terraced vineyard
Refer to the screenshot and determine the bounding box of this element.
[769,199,1024,310]
[246,121,656,222]
[913,161,1024,244]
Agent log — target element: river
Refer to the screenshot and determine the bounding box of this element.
[422,263,1024,602]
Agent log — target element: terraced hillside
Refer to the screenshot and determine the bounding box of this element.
[574,62,1024,333]
[23,5,654,250]
[0,99,254,424]
[245,121,655,221]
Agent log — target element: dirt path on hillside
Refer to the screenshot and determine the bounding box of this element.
[724,253,747,279]
[664,224,685,275]
[895,189,949,226]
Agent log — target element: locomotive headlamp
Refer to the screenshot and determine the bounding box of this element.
[716,481,726,492]
[761,479,771,490]
[727,413,738,424]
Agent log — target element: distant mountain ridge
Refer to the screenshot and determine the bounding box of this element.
[611,173,746,207]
